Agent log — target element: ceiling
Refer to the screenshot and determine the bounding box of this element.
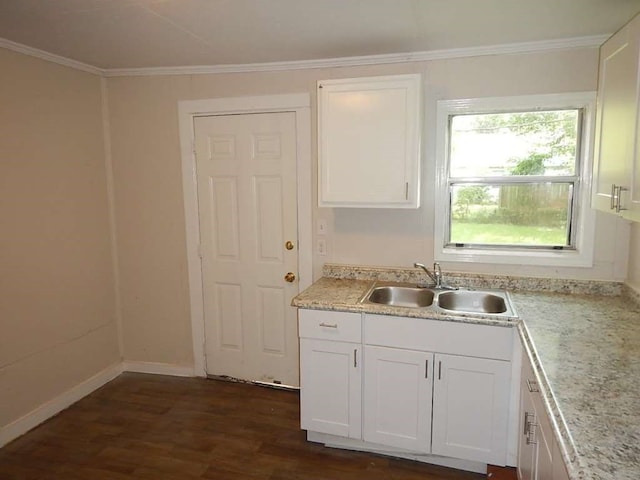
[0,0,639,71]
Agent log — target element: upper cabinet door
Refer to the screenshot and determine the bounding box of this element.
[628,16,640,222]
[592,13,640,220]
[317,74,421,208]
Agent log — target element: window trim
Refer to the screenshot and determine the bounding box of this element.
[434,92,597,267]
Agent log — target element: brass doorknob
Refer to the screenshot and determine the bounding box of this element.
[284,272,296,282]
[285,241,295,250]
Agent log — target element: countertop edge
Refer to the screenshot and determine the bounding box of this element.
[517,321,584,480]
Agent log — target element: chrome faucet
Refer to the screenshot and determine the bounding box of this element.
[414,261,453,289]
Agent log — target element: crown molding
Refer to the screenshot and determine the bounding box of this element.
[0,37,105,75]
[104,34,609,77]
[2,34,609,78]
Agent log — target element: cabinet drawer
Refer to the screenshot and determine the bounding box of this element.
[299,309,361,342]
[364,314,513,360]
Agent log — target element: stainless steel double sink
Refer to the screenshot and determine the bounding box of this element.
[361,282,517,317]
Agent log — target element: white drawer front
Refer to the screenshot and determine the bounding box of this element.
[364,314,514,360]
[299,309,361,342]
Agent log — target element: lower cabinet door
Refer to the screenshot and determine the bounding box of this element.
[552,439,570,480]
[518,384,537,480]
[536,419,554,480]
[533,379,554,480]
[431,353,511,465]
[363,345,433,453]
[299,338,362,438]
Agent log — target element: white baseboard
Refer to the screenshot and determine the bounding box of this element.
[0,362,123,448]
[0,361,197,448]
[122,361,195,377]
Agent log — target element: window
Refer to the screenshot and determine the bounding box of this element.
[434,93,596,267]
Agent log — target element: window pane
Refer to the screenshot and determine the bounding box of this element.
[450,110,579,178]
[450,183,572,247]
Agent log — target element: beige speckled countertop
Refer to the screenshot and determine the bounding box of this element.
[292,271,640,480]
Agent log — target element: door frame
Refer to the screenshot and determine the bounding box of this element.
[178,94,312,377]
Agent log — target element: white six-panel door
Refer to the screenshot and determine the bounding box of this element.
[194,112,299,386]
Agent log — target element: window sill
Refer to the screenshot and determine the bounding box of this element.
[435,246,594,268]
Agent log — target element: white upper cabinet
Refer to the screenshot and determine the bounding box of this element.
[592,13,640,221]
[317,74,421,208]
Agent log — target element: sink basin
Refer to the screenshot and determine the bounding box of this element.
[437,291,507,314]
[366,285,434,308]
[361,282,516,318]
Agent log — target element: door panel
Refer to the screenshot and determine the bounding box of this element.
[363,345,433,453]
[432,353,511,465]
[195,112,299,386]
[592,25,637,212]
[300,339,362,438]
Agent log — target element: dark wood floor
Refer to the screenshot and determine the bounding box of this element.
[0,373,514,479]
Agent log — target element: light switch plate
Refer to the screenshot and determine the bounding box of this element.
[317,239,327,256]
[317,219,327,235]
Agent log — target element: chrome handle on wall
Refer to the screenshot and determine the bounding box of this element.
[611,183,617,210]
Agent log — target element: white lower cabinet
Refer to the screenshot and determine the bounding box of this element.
[300,338,361,438]
[518,353,569,480]
[518,378,537,480]
[299,309,517,469]
[431,353,511,465]
[299,310,362,439]
[363,346,433,452]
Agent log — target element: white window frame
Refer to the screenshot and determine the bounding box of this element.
[434,92,597,267]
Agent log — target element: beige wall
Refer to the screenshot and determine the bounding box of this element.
[0,40,635,439]
[0,49,120,430]
[107,46,632,367]
[628,224,640,292]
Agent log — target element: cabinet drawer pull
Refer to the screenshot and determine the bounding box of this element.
[524,411,538,446]
[319,322,338,328]
[438,361,442,380]
[526,378,539,393]
[354,349,357,368]
[524,411,533,435]
[616,186,628,212]
[425,359,428,379]
[526,420,538,446]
